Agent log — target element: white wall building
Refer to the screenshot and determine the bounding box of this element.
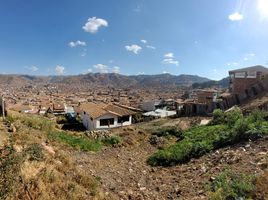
[80,103,135,131]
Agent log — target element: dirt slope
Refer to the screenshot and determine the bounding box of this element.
[73,120,268,200]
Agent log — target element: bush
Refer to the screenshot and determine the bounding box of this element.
[225,108,243,127]
[209,170,255,200]
[25,143,44,161]
[101,135,121,146]
[210,109,225,125]
[152,127,183,139]
[148,108,268,166]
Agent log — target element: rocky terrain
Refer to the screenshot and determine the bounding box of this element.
[74,118,268,200]
[1,112,268,200]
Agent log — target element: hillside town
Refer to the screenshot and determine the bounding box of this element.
[1,65,268,131]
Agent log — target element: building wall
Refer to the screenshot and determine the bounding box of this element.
[229,71,264,94]
[81,112,94,131]
[95,114,132,129]
[81,112,132,130]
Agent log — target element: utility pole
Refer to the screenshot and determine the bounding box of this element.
[1,95,5,120]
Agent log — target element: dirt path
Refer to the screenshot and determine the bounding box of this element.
[73,129,268,200]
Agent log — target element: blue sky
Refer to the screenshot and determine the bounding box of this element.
[0,0,268,80]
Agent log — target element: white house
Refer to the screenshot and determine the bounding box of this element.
[80,102,136,131]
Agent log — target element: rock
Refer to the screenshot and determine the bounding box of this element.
[200,119,211,125]
[257,161,268,170]
[13,144,23,152]
[139,187,146,191]
[8,123,16,132]
[41,142,55,155]
[149,135,165,148]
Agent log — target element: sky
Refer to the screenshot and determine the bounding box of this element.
[0,0,268,80]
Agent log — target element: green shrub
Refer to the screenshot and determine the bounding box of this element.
[225,108,243,127]
[209,170,255,200]
[101,135,121,146]
[25,143,44,161]
[148,108,268,166]
[211,109,225,125]
[152,127,183,139]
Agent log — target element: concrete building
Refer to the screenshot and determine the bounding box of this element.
[80,102,136,131]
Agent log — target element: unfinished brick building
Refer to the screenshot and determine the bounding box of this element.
[229,65,268,94]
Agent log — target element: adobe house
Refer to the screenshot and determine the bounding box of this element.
[80,102,136,131]
[229,65,268,94]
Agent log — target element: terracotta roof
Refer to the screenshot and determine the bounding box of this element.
[80,102,136,119]
[229,65,268,73]
[53,103,65,111]
[105,104,136,116]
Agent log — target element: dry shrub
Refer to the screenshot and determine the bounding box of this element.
[254,170,268,200]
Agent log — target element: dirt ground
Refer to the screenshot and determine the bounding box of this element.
[73,118,268,200]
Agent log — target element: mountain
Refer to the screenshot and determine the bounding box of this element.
[191,77,229,89]
[0,73,211,88]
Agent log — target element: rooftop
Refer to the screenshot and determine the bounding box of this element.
[229,65,268,74]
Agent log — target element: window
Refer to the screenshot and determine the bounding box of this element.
[118,115,130,123]
[100,118,114,126]
[235,72,246,78]
[247,71,256,78]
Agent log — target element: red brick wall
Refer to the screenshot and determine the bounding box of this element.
[230,72,263,94]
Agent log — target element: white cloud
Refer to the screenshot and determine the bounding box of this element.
[162,58,179,66]
[112,66,120,73]
[87,68,92,73]
[141,39,147,44]
[69,40,86,47]
[227,62,239,67]
[26,66,39,72]
[137,72,145,75]
[55,65,65,75]
[163,71,169,74]
[93,64,109,73]
[162,53,179,66]
[164,52,174,59]
[244,53,255,61]
[83,17,108,33]
[146,45,156,50]
[228,12,243,21]
[125,44,142,54]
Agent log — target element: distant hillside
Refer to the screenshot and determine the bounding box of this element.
[192,77,229,89]
[0,73,210,88]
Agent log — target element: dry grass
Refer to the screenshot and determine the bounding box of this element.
[254,170,268,199]
[0,111,107,200]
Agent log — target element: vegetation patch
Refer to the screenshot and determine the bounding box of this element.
[148,109,268,166]
[49,131,102,152]
[101,135,121,146]
[0,147,23,199]
[209,170,256,200]
[152,126,183,139]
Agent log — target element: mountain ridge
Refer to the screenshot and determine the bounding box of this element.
[0,73,211,88]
